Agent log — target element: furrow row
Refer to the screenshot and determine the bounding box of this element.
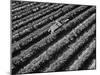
[12,2,38,13]
[12,13,95,57]
[43,25,95,72]
[12,3,49,21]
[12,5,78,43]
[66,40,95,71]
[12,5,79,54]
[12,4,64,31]
[12,1,31,11]
[12,5,89,43]
[88,59,96,70]
[12,9,95,73]
[17,19,95,74]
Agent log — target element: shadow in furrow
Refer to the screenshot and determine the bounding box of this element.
[56,33,95,71]
[79,50,96,70]
[26,21,96,73]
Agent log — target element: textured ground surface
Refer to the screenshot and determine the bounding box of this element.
[11,0,96,75]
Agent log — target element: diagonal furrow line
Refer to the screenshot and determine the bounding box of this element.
[78,49,96,70]
[12,4,62,31]
[17,17,96,74]
[12,5,90,43]
[12,8,95,73]
[12,1,32,11]
[12,3,49,21]
[66,40,96,70]
[88,59,96,70]
[12,13,95,58]
[12,2,38,13]
[12,8,96,65]
[11,1,21,8]
[12,5,79,54]
[43,25,95,72]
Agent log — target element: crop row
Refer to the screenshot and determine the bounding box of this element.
[12,2,38,14]
[12,1,31,11]
[12,9,96,73]
[12,4,63,31]
[12,3,60,27]
[12,2,40,19]
[88,59,96,70]
[66,40,95,71]
[11,1,21,7]
[13,5,90,56]
[11,1,22,9]
[12,3,49,21]
[17,15,95,74]
[12,5,77,43]
[78,49,96,70]
[12,7,96,63]
[12,5,89,43]
[12,13,96,58]
[43,25,95,72]
[12,5,78,49]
